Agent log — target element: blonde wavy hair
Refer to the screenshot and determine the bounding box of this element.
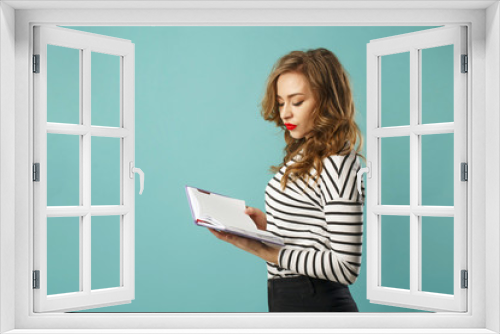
[260,48,366,191]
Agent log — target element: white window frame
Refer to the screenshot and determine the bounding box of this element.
[33,25,136,313]
[366,25,468,312]
[0,1,498,333]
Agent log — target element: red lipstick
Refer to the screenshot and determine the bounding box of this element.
[285,123,297,130]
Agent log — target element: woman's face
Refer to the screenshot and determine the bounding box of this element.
[276,71,317,140]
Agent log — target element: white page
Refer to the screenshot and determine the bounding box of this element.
[196,191,258,232]
[186,187,200,218]
[187,187,284,246]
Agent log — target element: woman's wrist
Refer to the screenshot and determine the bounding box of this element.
[258,244,280,265]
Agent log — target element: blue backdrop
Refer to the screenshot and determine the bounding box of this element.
[45,26,455,313]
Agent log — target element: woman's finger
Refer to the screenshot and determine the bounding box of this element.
[209,228,263,255]
[209,229,232,242]
[209,229,223,239]
[245,207,260,218]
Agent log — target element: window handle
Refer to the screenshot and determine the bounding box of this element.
[357,161,371,196]
[129,161,145,195]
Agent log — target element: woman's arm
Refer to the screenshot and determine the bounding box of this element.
[276,198,363,285]
[276,154,365,285]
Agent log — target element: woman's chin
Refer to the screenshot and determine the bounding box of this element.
[288,131,312,140]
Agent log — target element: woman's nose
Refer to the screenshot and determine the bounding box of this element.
[281,103,292,119]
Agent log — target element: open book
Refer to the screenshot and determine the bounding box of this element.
[185,186,284,247]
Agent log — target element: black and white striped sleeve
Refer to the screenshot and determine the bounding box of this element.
[277,153,365,285]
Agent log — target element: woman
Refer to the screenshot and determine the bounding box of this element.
[210,47,366,312]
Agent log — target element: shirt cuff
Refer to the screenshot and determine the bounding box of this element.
[277,246,290,269]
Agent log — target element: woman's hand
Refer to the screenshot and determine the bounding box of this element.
[244,206,267,231]
[208,229,279,265]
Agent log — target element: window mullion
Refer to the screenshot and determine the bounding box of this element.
[122,50,135,292]
[409,46,419,295]
[120,56,125,288]
[82,48,92,294]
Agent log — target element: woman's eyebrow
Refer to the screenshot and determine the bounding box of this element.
[276,93,305,98]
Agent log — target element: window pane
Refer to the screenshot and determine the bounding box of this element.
[381,215,410,290]
[47,133,80,206]
[421,216,454,294]
[421,133,454,206]
[421,45,454,124]
[91,216,121,290]
[91,52,121,127]
[91,136,121,205]
[47,45,80,124]
[381,51,410,127]
[381,136,410,205]
[47,217,80,295]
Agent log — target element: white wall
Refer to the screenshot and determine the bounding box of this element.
[0,1,498,333]
[0,2,16,334]
[485,2,500,333]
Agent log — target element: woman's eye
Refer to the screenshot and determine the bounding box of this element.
[277,101,303,107]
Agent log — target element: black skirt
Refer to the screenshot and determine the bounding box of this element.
[268,275,359,312]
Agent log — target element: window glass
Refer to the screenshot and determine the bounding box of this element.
[381,215,410,290]
[47,133,80,206]
[381,52,410,127]
[47,45,80,124]
[421,133,454,206]
[91,136,121,206]
[91,216,121,290]
[91,52,121,127]
[381,136,410,206]
[421,45,454,124]
[47,217,80,295]
[421,217,454,294]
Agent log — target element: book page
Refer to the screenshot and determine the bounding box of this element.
[186,187,200,219]
[196,191,258,232]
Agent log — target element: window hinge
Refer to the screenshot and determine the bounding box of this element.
[461,54,468,73]
[33,163,40,182]
[33,270,40,289]
[461,162,468,181]
[33,54,40,73]
[461,270,468,289]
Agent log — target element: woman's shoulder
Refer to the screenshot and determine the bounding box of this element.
[323,149,359,162]
[320,150,360,175]
[321,141,356,159]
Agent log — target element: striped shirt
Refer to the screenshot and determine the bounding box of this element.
[265,149,365,286]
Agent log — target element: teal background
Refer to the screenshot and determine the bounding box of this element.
[45,26,455,313]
